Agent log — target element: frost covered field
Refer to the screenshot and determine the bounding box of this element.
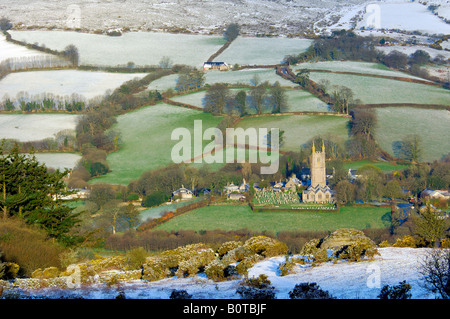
[295,61,426,80]
[8,31,226,67]
[33,153,81,170]
[355,1,450,35]
[10,248,438,299]
[0,114,79,142]
[0,34,52,64]
[0,69,146,102]
[213,37,313,66]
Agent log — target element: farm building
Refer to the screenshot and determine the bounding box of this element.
[203,62,230,71]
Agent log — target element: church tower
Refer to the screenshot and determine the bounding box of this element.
[310,141,326,188]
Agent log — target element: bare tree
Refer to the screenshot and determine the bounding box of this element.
[63,44,79,66]
[420,248,450,299]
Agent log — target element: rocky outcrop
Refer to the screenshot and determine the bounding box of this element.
[301,228,378,262]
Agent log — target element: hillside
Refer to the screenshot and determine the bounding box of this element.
[2,248,438,299]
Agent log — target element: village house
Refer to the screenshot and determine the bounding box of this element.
[172,185,194,201]
[203,62,231,71]
[228,193,246,201]
[284,173,301,192]
[420,189,450,201]
[224,179,249,194]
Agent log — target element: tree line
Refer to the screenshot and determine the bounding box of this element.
[284,29,449,87]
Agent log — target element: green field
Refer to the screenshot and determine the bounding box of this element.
[343,160,411,172]
[155,204,391,233]
[235,114,349,152]
[374,107,450,162]
[204,68,295,87]
[169,88,329,113]
[90,103,223,185]
[308,72,450,105]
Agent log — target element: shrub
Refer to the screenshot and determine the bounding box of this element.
[217,241,242,257]
[243,236,288,257]
[378,281,412,299]
[393,235,417,248]
[279,255,298,276]
[142,191,170,207]
[170,289,192,299]
[204,260,227,281]
[236,286,276,299]
[335,242,378,262]
[289,282,334,299]
[125,247,149,270]
[244,274,272,289]
[235,254,263,277]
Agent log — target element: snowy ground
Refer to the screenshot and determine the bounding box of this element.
[0,114,79,142]
[10,248,439,299]
[0,70,147,102]
[0,34,52,64]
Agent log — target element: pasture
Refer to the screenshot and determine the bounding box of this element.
[308,72,450,105]
[235,114,349,152]
[343,160,410,173]
[0,113,79,142]
[155,204,391,233]
[0,69,147,102]
[169,87,329,113]
[9,31,226,67]
[295,61,425,80]
[214,36,313,65]
[147,68,296,93]
[90,103,223,185]
[374,107,450,163]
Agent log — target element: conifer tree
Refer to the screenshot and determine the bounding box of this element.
[0,144,80,244]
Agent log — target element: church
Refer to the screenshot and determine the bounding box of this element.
[302,142,335,203]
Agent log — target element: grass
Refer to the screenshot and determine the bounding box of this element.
[155,204,391,233]
[235,114,349,152]
[308,72,450,105]
[90,103,223,185]
[343,160,411,173]
[204,68,295,87]
[374,107,450,162]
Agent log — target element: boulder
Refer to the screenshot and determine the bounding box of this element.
[301,228,378,262]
